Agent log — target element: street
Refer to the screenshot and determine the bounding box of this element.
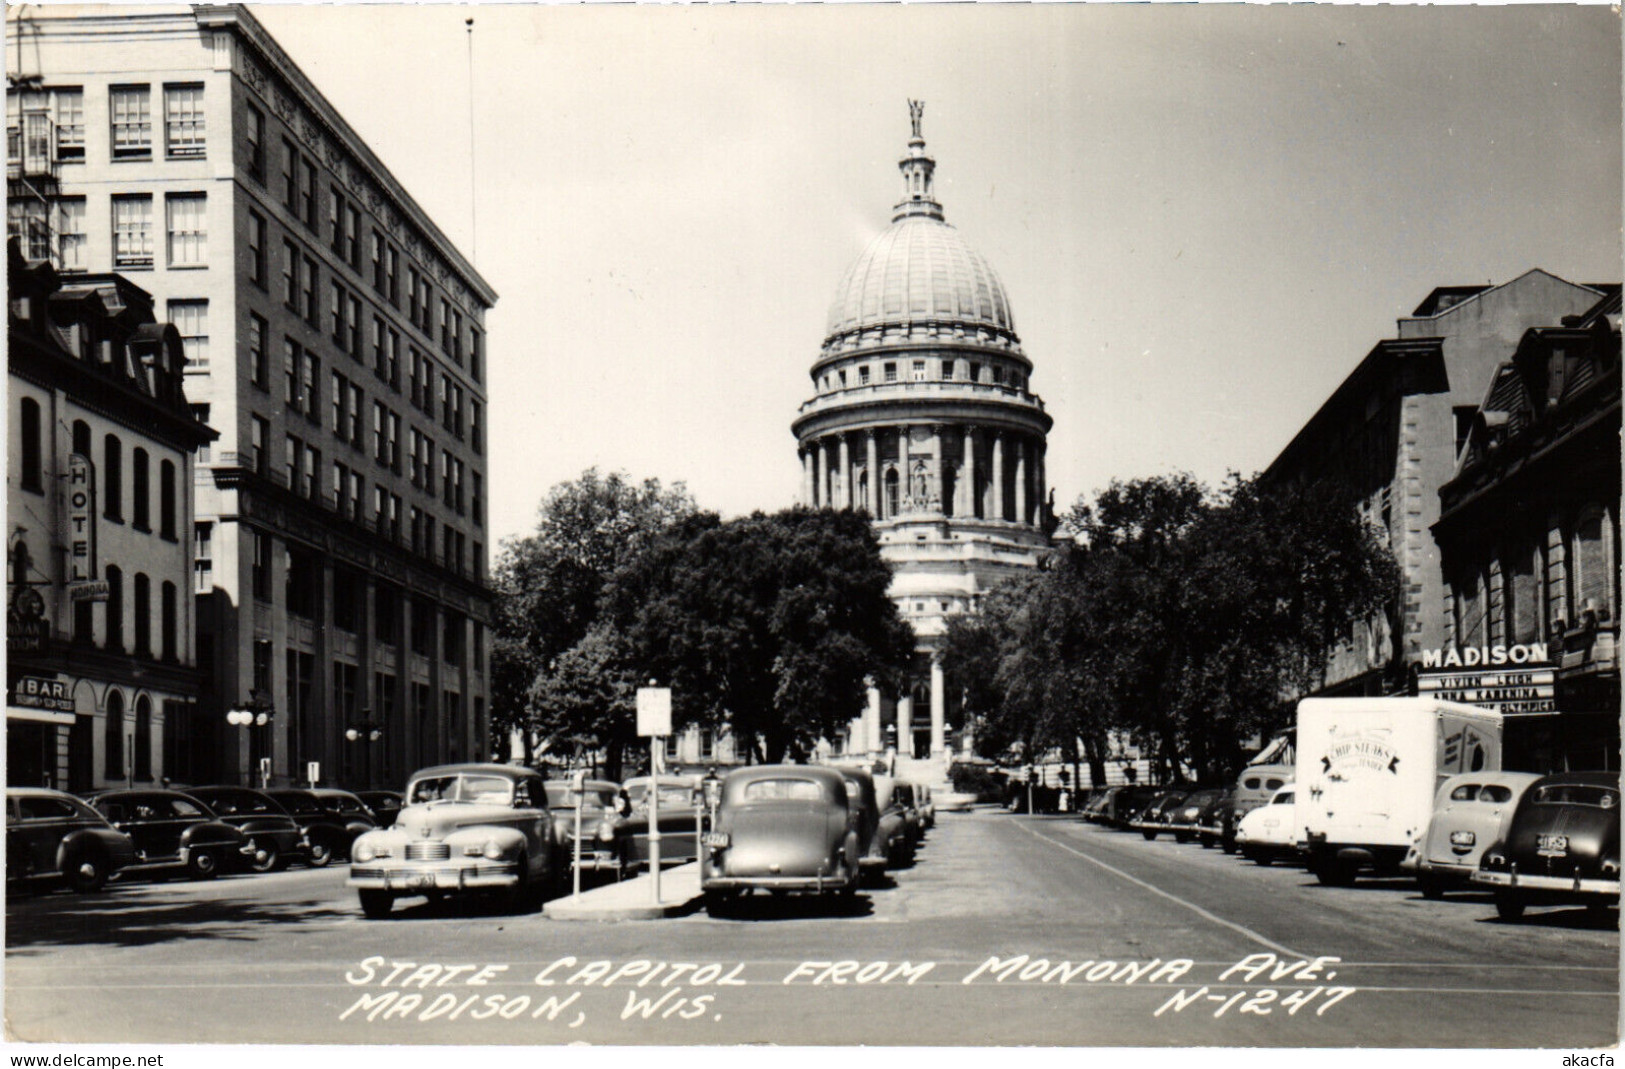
[6,808,1617,1047]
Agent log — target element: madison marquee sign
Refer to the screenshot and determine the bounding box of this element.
[1416,643,1556,716]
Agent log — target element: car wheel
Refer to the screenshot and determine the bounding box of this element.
[1198,835,1214,849]
[1418,873,1444,900]
[1315,859,1356,887]
[1141,829,1157,841]
[358,890,395,919]
[1221,833,1237,855]
[66,850,108,894]
[1495,892,1525,920]
[703,890,731,917]
[248,840,280,874]
[186,848,221,881]
[306,839,334,868]
[1175,832,1192,844]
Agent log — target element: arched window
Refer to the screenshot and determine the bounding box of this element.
[1572,506,1616,622]
[71,419,91,458]
[132,447,150,530]
[161,581,178,661]
[133,573,151,655]
[159,460,177,540]
[133,696,152,781]
[103,434,123,521]
[104,689,125,780]
[105,566,124,651]
[19,397,42,492]
[884,467,900,519]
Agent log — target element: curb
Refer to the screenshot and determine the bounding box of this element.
[543,894,703,922]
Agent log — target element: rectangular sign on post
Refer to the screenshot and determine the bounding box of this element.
[306,761,321,786]
[637,687,671,737]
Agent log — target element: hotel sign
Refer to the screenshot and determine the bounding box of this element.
[1417,644,1557,716]
[67,453,97,582]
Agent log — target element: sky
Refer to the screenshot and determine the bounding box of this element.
[250,3,1623,552]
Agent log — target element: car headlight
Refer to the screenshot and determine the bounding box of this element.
[597,822,616,843]
[483,839,505,861]
[353,841,376,863]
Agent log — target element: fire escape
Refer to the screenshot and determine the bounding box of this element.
[6,78,61,264]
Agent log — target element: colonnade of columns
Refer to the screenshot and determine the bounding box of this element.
[848,653,951,760]
[799,423,1047,526]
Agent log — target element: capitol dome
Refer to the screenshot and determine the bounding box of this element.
[823,215,1016,343]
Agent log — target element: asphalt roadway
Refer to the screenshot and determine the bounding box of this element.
[5,809,1618,1048]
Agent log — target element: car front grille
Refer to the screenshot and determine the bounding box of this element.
[405,841,451,861]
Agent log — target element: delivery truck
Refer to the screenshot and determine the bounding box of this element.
[1296,697,1503,886]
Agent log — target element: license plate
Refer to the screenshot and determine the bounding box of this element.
[701,831,729,848]
[1449,830,1476,848]
[1536,834,1568,857]
[410,872,438,890]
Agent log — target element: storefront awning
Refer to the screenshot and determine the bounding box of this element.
[7,706,75,726]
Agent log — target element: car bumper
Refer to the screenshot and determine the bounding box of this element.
[348,862,519,892]
[571,852,622,873]
[1471,870,1620,896]
[703,873,857,893]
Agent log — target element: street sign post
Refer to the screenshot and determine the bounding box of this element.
[306,761,320,788]
[571,768,585,900]
[637,685,672,904]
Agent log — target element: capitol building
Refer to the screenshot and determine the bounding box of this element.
[792,103,1055,774]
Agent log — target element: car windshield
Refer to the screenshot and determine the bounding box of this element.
[1532,784,1619,809]
[742,779,823,803]
[627,784,693,809]
[325,796,371,817]
[544,784,618,810]
[408,774,513,806]
[275,794,325,816]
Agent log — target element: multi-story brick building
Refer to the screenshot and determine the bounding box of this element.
[7,5,496,789]
[1264,269,1610,701]
[8,240,214,790]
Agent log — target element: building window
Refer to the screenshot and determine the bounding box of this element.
[163,84,205,159]
[103,434,123,521]
[110,86,152,159]
[282,239,299,308]
[133,573,151,655]
[55,196,86,271]
[19,397,42,492]
[912,360,927,382]
[247,210,267,287]
[699,729,715,761]
[249,312,268,389]
[942,359,955,380]
[132,448,151,530]
[104,690,125,780]
[470,329,482,384]
[1572,507,1617,623]
[51,87,84,161]
[112,195,153,268]
[105,566,125,652]
[245,103,264,181]
[371,230,384,292]
[167,299,208,368]
[282,137,298,208]
[473,622,485,671]
[251,531,271,600]
[194,522,213,593]
[329,279,344,344]
[385,244,399,305]
[472,471,483,526]
[302,255,319,326]
[191,404,210,463]
[300,155,318,230]
[283,338,300,406]
[883,362,897,383]
[471,399,483,454]
[329,187,346,257]
[159,460,177,540]
[160,581,177,662]
[8,199,49,261]
[443,613,463,666]
[250,414,270,476]
[165,193,207,266]
[349,294,363,358]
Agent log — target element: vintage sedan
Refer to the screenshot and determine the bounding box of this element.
[1193,788,1236,848]
[358,790,404,828]
[835,768,888,880]
[544,778,627,878]
[700,765,861,911]
[348,764,557,918]
[1401,771,1543,898]
[1235,784,1300,865]
[1166,788,1223,844]
[7,788,138,893]
[1080,787,1119,824]
[86,789,251,880]
[619,775,704,870]
[1473,772,1620,921]
[309,788,381,848]
[187,786,307,873]
[1103,785,1164,829]
[264,789,366,866]
[872,774,918,866]
[1132,790,1191,840]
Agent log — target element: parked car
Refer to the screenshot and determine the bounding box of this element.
[1401,772,1543,899]
[834,768,888,881]
[265,789,367,866]
[187,786,308,873]
[348,763,558,918]
[1235,784,1300,865]
[1080,787,1119,824]
[916,784,936,829]
[896,782,928,842]
[701,765,861,912]
[309,788,381,846]
[619,775,703,870]
[7,787,138,893]
[357,790,404,828]
[1103,785,1164,829]
[873,774,919,865]
[1229,767,1292,852]
[1474,771,1620,921]
[1131,790,1191,840]
[85,789,250,880]
[1167,788,1222,844]
[1193,789,1236,848]
[544,778,627,878]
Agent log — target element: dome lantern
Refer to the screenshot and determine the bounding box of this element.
[894,99,944,223]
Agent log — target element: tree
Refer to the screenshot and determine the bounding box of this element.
[604,507,914,763]
[490,469,699,763]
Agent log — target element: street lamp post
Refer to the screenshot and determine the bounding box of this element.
[225,691,275,789]
[345,713,384,790]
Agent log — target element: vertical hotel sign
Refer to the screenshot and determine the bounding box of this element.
[68,453,96,582]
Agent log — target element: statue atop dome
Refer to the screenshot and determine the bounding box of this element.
[908,99,924,139]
